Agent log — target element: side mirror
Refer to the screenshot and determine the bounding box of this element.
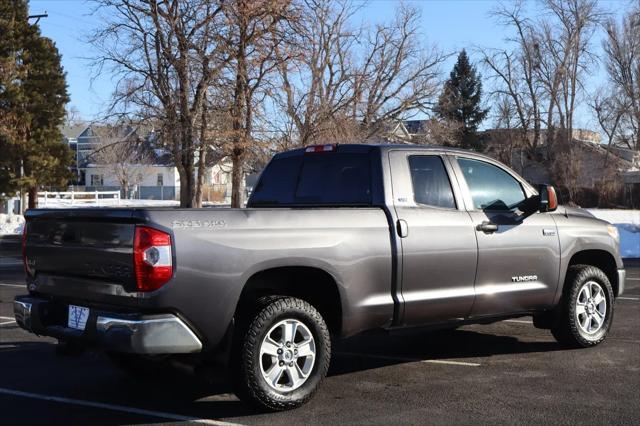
[538,184,558,212]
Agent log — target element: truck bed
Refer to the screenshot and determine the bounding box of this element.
[23,207,395,348]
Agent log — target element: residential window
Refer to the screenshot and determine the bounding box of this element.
[90,174,103,186]
[408,156,456,209]
[157,173,164,186]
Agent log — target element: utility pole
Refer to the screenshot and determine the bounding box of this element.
[17,12,48,213]
[28,12,48,24]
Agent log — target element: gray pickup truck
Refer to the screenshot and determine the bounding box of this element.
[15,144,625,410]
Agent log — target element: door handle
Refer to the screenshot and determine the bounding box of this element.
[397,219,408,238]
[476,221,498,233]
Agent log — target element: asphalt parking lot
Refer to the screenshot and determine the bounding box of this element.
[1,234,639,425]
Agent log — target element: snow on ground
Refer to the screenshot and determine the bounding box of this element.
[38,198,180,208]
[587,209,640,259]
[0,214,25,235]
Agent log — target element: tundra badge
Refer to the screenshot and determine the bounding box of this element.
[512,275,538,282]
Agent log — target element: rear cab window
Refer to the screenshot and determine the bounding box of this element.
[248,146,376,207]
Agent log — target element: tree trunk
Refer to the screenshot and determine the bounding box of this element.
[231,148,244,208]
[195,145,207,208]
[27,186,37,209]
[177,163,195,208]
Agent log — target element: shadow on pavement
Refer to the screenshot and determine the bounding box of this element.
[330,327,562,376]
[0,326,566,421]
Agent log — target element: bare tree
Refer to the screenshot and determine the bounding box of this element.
[537,0,602,145]
[90,0,226,207]
[537,0,602,197]
[418,118,463,147]
[486,95,527,168]
[90,126,153,198]
[601,2,640,151]
[194,94,232,207]
[64,106,86,128]
[222,0,299,208]
[591,88,624,156]
[355,4,447,139]
[274,0,360,146]
[274,2,446,147]
[481,0,543,156]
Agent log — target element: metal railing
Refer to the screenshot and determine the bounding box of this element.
[38,190,121,206]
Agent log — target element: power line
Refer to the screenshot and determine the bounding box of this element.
[28,12,48,24]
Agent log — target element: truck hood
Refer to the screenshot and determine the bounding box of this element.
[558,206,612,227]
[560,205,596,219]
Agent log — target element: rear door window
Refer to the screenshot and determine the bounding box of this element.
[408,156,456,209]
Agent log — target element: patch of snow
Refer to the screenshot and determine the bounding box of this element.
[587,209,640,259]
[37,199,180,208]
[0,214,25,235]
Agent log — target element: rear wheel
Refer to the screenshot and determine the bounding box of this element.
[234,297,331,411]
[551,265,614,348]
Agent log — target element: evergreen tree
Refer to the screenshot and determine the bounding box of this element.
[435,49,488,149]
[0,0,71,209]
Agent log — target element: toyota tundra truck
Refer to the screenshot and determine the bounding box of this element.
[14,144,626,410]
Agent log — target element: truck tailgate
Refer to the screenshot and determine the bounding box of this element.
[24,209,144,300]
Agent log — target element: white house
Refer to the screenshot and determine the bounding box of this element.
[60,124,235,201]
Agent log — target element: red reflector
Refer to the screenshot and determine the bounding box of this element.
[22,223,30,277]
[305,144,335,153]
[134,226,173,292]
[548,186,558,211]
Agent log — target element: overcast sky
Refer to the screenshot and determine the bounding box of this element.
[29,0,631,130]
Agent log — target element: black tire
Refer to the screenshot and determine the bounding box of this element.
[551,265,614,348]
[234,297,331,411]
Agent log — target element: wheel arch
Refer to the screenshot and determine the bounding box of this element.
[235,266,343,336]
[566,249,619,297]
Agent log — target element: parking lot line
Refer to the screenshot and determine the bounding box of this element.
[0,320,15,326]
[504,319,532,324]
[0,283,24,288]
[618,297,640,301]
[421,359,482,366]
[0,388,243,426]
[626,277,639,281]
[335,351,480,367]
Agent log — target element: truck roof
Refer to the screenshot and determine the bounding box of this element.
[275,143,496,162]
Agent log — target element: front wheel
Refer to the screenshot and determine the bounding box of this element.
[551,265,614,348]
[235,297,331,411]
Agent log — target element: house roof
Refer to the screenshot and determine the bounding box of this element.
[81,124,136,140]
[60,124,89,139]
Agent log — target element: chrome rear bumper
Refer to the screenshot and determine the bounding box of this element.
[96,315,202,353]
[13,296,202,354]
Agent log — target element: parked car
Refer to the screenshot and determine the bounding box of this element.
[15,144,625,410]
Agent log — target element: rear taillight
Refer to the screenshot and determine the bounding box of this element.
[22,224,31,277]
[133,226,173,292]
[305,144,336,153]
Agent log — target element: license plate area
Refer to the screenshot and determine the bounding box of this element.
[67,305,90,330]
